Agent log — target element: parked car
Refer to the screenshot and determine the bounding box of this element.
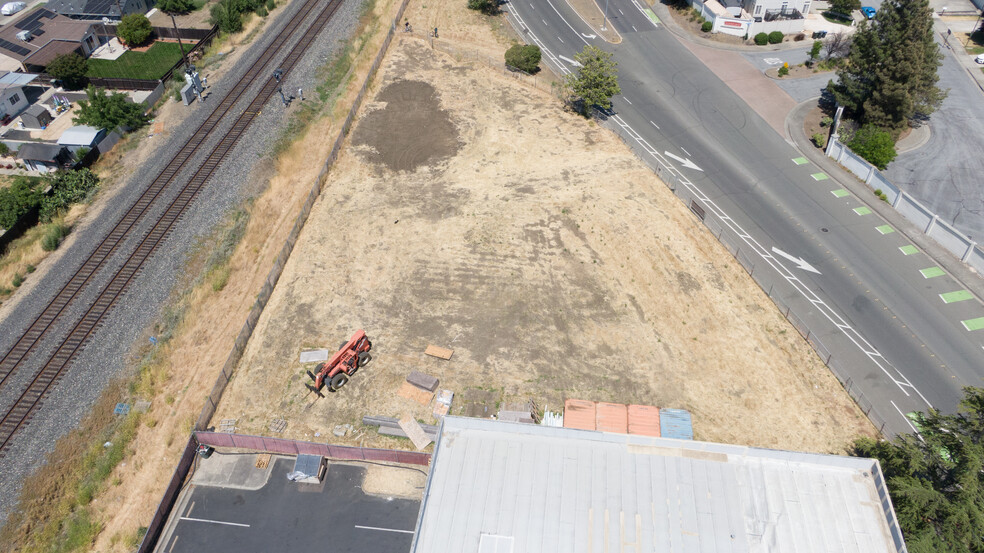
[976,53,984,64]
[1,2,26,15]
[860,6,876,19]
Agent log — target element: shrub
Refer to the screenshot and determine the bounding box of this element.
[74,147,91,163]
[504,44,542,73]
[0,178,42,230]
[812,132,826,148]
[701,20,712,32]
[820,116,833,127]
[117,13,153,46]
[848,124,897,169]
[754,32,768,45]
[467,0,499,15]
[768,31,783,44]
[256,5,267,16]
[40,169,100,222]
[794,33,806,41]
[25,264,35,273]
[0,143,9,157]
[778,65,789,77]
[210,0,243,33]
[12,273,23,287]
[266,0,274,9]
[46,53,88,90]
[41,224,70,251]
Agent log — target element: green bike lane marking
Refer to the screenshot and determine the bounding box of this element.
[962,317,984,331]
[920,267,945,279]
[899,245,918,255]
[811,172,828,181]
[831,189,849,198]
[940,290,974,304]
[853,206,871,215]
[792,157,808,165]
[876,224,894,234]
[643,8,660,23]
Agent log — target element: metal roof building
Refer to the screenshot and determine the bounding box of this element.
[410,417,907,553]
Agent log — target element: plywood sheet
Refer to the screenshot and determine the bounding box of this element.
[399,415,433,450]
[424,345,453,360]
[398,381,434,405]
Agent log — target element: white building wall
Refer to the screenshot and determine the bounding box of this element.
[0,86,27,118]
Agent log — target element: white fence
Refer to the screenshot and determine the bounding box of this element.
[826,136,983,272]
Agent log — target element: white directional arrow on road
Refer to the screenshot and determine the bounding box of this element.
[663,151,703,171]
[582,33,597,39]
[771,247,822,274]
[558,55,583,67]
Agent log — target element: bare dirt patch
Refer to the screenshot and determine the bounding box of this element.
[214,35,876,455]
[352,80,460,172]
[360,462,428,498]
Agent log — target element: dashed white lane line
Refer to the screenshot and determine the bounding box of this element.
[681,147,690,156]
[180,517,250,528]
[632,24,638,31]
[618,8,624,14]
[558,35,564,42]
[542,18,548,25]
[545,0,591,45]
[649,120,659,129]
[355,525,415,534]
[623,96,632,104]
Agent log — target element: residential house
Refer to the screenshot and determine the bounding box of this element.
[0,73,33,121]
[690,0,809,36]
[47,0,156,21]
[18,142,69,172]
[0,9,100,72]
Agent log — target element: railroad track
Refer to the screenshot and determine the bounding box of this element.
[0,0,346,454]
[0,0,331,392]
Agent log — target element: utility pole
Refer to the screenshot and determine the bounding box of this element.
[602,0,610,30]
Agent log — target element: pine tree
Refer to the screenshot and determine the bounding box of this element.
[831,0,945,134]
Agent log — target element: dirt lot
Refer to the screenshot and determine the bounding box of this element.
[213,33,876,453]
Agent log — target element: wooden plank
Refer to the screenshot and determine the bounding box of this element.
[424,345,453,360]
[399,415,433,450]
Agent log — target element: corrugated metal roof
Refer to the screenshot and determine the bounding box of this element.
[594,402,627,433]
[562,399,595,431]
[57,125,101,145]
[627,404,660,437]
[411,417,907,553]
[0,71,37,89]
[659,408,694,440]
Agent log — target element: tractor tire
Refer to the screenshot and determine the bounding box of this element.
[358,351,372,368]
[330,373,350,391]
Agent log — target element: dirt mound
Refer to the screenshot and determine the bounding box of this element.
[353,80,460,172]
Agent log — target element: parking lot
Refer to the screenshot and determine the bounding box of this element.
[156,456,422,553]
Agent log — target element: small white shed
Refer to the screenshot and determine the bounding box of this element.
[57,125,104,152]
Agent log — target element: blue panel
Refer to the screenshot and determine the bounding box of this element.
[658,408,693,440]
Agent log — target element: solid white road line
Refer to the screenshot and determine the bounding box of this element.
[546,0,591,44]
[179,516,250,528]
[891,400,922,435]
[355,525,415,534]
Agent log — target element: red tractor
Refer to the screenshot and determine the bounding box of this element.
[306,330,373,395]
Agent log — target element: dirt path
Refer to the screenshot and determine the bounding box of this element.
[213,30,875,454]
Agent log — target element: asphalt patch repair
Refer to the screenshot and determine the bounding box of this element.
[212,37,875,454]
[352,80,461,172]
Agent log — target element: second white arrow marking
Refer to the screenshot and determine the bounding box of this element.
[558,55,583,67]
[664,151,703,172]
[771,247,822,274]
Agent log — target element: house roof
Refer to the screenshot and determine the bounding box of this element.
[0,71,38,90]
[23,103,50,117]
[46,0,142,18]
[0,9,92,63]
[411,417,908,553]
[17,142,64,161]
[57,125,100,145]
[23,40,82,66]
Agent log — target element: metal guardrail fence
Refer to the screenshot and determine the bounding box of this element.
[196,431,431,465]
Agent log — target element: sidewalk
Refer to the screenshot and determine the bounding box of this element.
[785,98,984,295]
[935,15,984,95]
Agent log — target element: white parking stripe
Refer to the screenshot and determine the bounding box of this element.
[180,516,250,528]
[355,525,415,534]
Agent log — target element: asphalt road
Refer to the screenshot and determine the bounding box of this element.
[159,459,419,553]
[509,0,984,436]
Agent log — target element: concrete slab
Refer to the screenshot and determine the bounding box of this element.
[190,452,274,490]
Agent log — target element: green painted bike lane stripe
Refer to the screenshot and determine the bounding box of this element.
[811,172,829,181]
[899,245,918,255]
[920,267,945,279]
[643,8,660,23]
[940,290,974,304]
[876,224,894,234]
[792,157,808,165]
[831,189,849,198]
[962,317,984,331]
[853,206,871,215]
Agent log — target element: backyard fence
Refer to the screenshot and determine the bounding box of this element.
[138,435,198,553]
[195,432,432,465]
[619,131,891,435]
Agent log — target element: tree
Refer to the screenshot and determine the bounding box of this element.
[822,32,851,59]
[848,124,897,168]
[504,44,541,73]
[853,387,984,553]
[74,86,147,132]
[210,0,243,33]
[467,0,499,15]
[156,0,195,67]
[0,178,42,230]
[45,53,88,90]
[564,45,621,114]
[116,13,153,46]
[40,169,99,222]
[832,0,946,134]
[808,40,822,66]
[829,0,860,16]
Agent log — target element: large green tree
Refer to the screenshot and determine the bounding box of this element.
[854,387,984,553]
[564,45,621,114]
[831,0,946,134]
[45,53,88,90]
[0,178,42,230]
[116,13,153,46]
[73,86,147,131]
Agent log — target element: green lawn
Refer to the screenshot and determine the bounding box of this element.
[820,11,853,25]
[86,42,193,80]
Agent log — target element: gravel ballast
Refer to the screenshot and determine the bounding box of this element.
[0,0,366,530]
